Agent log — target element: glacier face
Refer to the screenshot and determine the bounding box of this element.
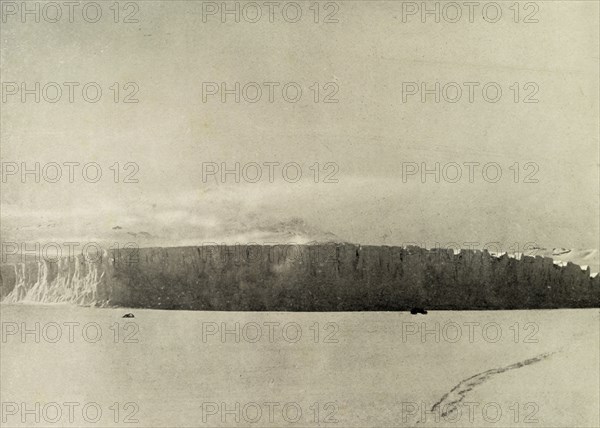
[1,244,598,310]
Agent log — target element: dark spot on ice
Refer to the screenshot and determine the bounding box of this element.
[122,313,135,318]
[410,308,427,315]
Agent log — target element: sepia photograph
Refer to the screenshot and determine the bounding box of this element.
[0,0,599,426]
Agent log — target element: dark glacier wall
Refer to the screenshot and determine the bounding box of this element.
[1,244,598,310]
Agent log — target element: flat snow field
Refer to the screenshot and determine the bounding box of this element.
[1,305,598,427]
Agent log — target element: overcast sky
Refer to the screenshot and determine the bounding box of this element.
[1,1,598,249]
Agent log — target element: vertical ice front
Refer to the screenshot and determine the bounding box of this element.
[1,245,598,310]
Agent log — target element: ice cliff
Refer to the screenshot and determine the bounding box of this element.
[1,244,598,310]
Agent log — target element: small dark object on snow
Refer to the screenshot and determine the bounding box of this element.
[410,308,428,315]
[122,313,135,318]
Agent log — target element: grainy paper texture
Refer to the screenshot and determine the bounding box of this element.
[0,1,599,426]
